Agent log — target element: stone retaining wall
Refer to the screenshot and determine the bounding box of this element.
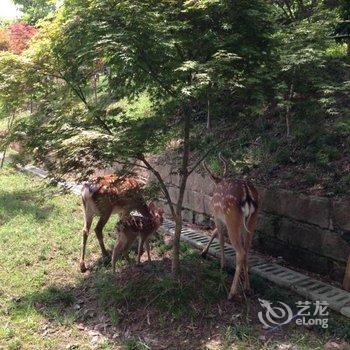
[144,163,350,282]
[96,160,350,281]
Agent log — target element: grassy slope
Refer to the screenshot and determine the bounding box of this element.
[199,111,350,199]
[114,92,350,199]
[0,166,350,350]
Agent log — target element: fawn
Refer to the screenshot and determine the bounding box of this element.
[202,155,259,299]
[80,174,150,272]
[111,202,164,272]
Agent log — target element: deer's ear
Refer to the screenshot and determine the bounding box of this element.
[148,201,156,212]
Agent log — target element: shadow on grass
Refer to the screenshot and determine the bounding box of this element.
[9,252,254,350]
[8,249,350,349]
[0,189,55,224]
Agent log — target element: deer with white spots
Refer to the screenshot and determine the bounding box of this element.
[202,155,259,299]
[80,174,150,273]
[111,202,164,272]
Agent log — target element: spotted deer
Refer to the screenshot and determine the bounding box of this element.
[80,174,150,272]
[202,155,259,299]
[111,202,164,272]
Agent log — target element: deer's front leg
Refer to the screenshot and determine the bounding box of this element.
[218,227,225,269]
[112,232,135,271]
[112,240,124,273]
[145,240,151,262]
[214,219,227,269]
[137,236,146,265]
[201,228,218,258]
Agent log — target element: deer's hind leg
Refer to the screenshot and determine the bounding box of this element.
[225,208,245,299]
[95,211,112,258]
[80,204,94,273]
[242,210,258,292]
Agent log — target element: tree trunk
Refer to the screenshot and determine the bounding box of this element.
[286,111,291,137]
[1,115,14,168]
[286,72,295,138]
[343,256,350,291]
[172,215,182,276]
[171,104,191,276]
[0,147,6,168]
[206,97,211,131]
[139,102,192,277]
[93,76,98,104]
[286,83,294,137]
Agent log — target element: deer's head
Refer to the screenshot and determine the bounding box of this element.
[148,202,164,227]
[203,153,229,184]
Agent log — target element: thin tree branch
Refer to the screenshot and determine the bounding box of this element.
[138,154,176,218]
[114,159,149,170]
[176,105,191,215]
[105,16,176,98]
[33,65,113,135]
[187,138,226,176]
[138,50,176,97]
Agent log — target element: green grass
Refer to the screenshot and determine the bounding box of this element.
[0,164,349,349]
[0,165,119,349]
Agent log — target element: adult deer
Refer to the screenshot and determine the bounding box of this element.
[202,155,259,299]
[111,202,164,272]
[80,174,150,272]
